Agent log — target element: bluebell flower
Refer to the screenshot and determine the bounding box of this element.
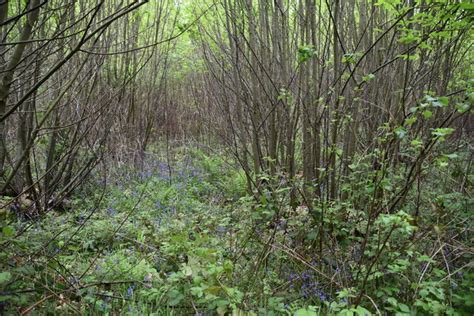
[126,285,135,298]
[319,292,326,301]
[144,273,153,282]
[216,226,227,233]
[155,200,163,209]
[106,207,116,216]
[301,271,310,280]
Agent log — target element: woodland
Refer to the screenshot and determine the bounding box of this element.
[0,0,473,315]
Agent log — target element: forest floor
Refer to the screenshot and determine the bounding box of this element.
[2,148,254,314]
[1,147,472,315]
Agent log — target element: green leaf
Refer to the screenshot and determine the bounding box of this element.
[354,306,372,316]
[422,110,433,119]
[295,308,318,316]
[399,32,419,45]
[183,265,193,276]
[2,226,15,237]
[223,260,233,273]
[460,2,474,11]
[342,53,358,64]
[397,53,419,60]
[438,96,449,106]
[399,303,410,313]
[405,116,417,126]
[362,73,375,82]
[0,272,12,284]
[417,255,434,263]
[445,153,458,159]
[298,45,315,63]
[387,297,398,306]
[190,286,204,298]
[432,128,455,139]
[455,103,470,113]
[337,309,354,316]
[395,126,407,139]
[167,291,184,306]
[426,95,448,108]
[411,138,423,147]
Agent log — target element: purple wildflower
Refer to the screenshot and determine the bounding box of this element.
[126,285,135,298]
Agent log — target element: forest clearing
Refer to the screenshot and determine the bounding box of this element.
[0,0,473,315]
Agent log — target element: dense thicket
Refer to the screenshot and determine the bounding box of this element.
[0,0,472,315]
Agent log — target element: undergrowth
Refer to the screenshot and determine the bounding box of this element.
[1,147,472,315]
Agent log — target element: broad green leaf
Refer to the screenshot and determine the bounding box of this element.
[422,110,433,119]
[0,272,12,284]
[295,308,318,316]
[399,303,410,313]
[354,306,372,316]
[432,128,454,138]
[2,226,15,237]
